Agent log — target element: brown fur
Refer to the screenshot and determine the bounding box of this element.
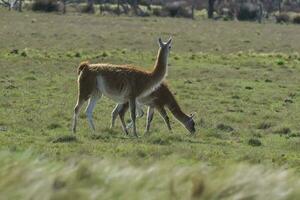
[72,38,172,136]
[75,63,161,102]
[76,62,97,101]
[77,61,89,75]
[113,82,196,134]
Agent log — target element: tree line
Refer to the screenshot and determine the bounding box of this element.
[1,0,300,22]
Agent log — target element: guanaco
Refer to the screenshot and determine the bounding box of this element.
[72,38,172,137]
[111,82,196,135]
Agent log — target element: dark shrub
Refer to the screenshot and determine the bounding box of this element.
[81,4,95,13]
[257,122,272,129]
[10,49,19,54]
[32,0,59,12]
[52,135,77,143]
[276,13,290,23]
[152,7,162,16]
[293,15,300,24]
[163,1,192,18]
[216,123,234,132]
[220,7,234,21]
[139,0,151,10]
[152,7,168,17]
[275,127,291,135]
[237,3,258,21]
[136,8,151,17]
[248,138,262,147]
[20,51,27,57]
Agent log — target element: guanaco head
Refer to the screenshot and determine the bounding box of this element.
[158,37,172,56]
[185,113,196,134]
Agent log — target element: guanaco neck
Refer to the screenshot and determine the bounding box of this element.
[151,48,168,83]
[166,95,190,126]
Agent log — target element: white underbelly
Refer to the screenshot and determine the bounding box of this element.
[137,95,156,106]
[96,75,129,103]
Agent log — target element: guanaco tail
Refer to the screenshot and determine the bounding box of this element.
[111,82,196,135]
[72,37,172,137]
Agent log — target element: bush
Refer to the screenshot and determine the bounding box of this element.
[34,0,59,12]
[216,123,234,132]
[152,7,168,17]
[237,3,258,21]
[139,0,151,8]
[276,13,290,23]
[81,4,95,13]
[293,15,300,24]
[32,0,59,12]
[152,2,192,18]
[275,127,291,135]
[219,7,234,21]
[164,4,192,18]
[135,7,151,17]
[99,4,119,15]
[248,138,262,147]
[257,122,272,130]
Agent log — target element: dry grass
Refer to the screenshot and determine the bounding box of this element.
[0,151,300,200]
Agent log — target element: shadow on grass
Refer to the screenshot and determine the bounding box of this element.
[144,133,203,145]
[88,128,203,145]
[89,128,133,141]
[51,135,77,143]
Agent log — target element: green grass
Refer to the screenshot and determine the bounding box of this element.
[1,9,300,199]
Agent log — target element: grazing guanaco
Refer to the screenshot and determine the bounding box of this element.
[110,82,196,135]
[72,38,172,137]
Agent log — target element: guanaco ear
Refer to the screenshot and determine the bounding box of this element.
[158,38,163,47]
[167,37,172,45]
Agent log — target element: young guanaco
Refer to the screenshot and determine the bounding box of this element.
[111,82,196,135]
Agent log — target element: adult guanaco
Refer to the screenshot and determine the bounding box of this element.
[72,38,172,137]
[111,82,196,135]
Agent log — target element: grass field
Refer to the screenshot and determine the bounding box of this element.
[1,9,300,199]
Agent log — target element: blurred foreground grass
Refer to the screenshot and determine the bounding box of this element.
[1,150,300,200]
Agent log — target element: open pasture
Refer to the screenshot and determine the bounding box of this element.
[0,9,300,199]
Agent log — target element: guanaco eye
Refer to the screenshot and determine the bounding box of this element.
[169,46,171,49]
